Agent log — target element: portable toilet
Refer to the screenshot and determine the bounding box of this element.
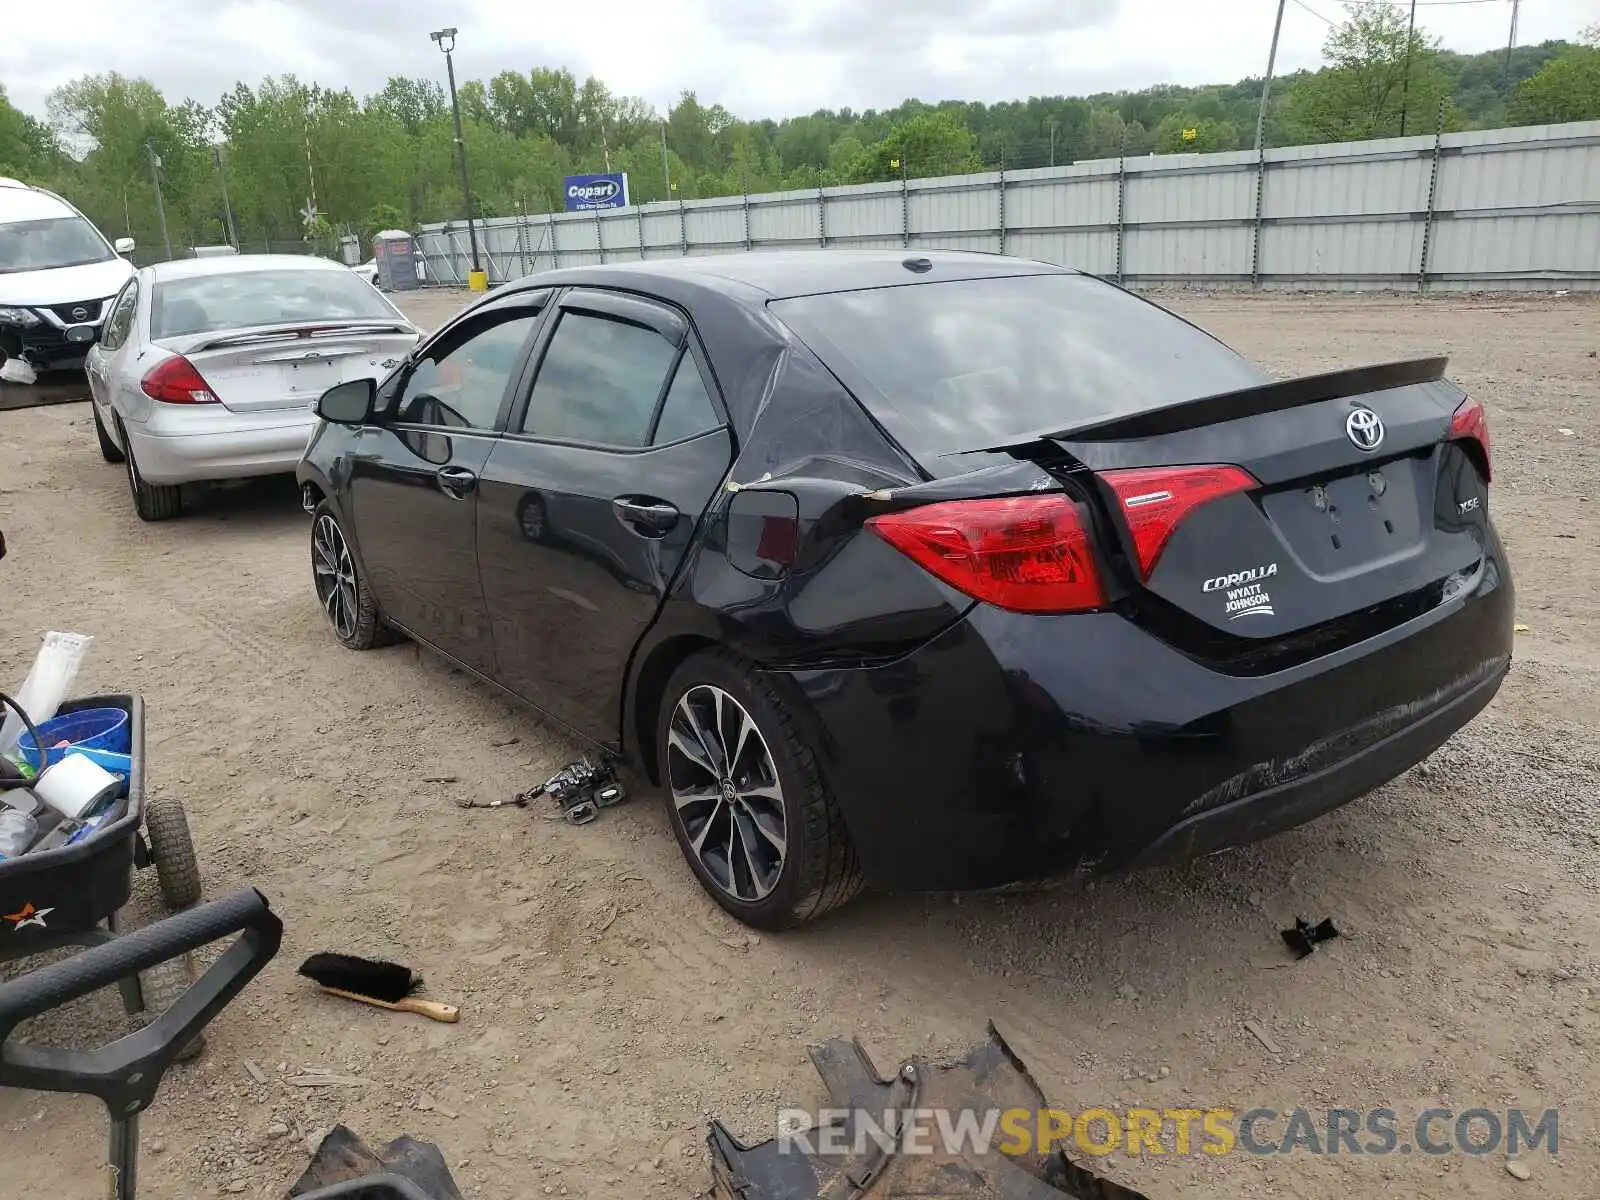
[338,233,360,266]
[373,230,420,292]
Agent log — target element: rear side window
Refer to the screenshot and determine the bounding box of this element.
[653,354,720,444]
[770,274,1267,460]
[521,311,679,447]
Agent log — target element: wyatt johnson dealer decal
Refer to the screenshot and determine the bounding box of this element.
[1203,563,1278,621]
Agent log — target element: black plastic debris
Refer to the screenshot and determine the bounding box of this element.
[706,1024,1152,1199]
[289,1126,463,1200]
[1281,916,1340,960]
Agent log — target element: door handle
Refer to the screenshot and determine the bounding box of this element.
[612,496,679,536]
[436,465,477,499]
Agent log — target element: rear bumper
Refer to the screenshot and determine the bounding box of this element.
[786,540,1514,892]
[126,417,317,484]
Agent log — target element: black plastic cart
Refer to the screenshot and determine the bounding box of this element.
[0,887,448,1199]
[0,693,203,1038]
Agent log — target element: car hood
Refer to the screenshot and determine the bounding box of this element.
[0,256,134,306]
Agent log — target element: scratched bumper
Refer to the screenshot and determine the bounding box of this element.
[1125,654,1507,869]
[787,537,1514,892]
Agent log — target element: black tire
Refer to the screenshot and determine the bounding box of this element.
[145,797,202,910]
[93,405,125,463]
[657,649,863,930]
[311,500,400,650]
[132,953,205,1061]
[120,418,182,521]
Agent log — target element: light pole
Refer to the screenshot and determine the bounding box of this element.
[431,26,484,287]
[1398,0,1418,136]
[145,142,172,261]
[213,144,238,248]
[1254,0,1287,153]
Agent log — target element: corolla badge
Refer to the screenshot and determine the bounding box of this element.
[1345,407,1384,451]
[1203,562,1278,621]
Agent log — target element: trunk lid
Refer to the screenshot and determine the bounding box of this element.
[159,322,417,415]
[985,358,1492,653]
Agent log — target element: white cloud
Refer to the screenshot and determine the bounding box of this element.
[1,0,1593,121]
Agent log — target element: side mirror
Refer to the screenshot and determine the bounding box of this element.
[113,238,135,255]
[316,378,378,425]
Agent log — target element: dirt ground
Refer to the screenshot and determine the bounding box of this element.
[0,287,1596,1200]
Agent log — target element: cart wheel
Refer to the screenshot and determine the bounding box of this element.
[145,798,202,910]
[132,953,205,1062]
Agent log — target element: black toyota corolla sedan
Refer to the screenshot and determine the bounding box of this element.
[296,250,1513,930]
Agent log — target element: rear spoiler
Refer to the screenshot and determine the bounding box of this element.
[969,356,1450,451]
[178,321,416,354]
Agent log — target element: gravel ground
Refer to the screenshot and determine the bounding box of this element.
[0,287,1596,1200]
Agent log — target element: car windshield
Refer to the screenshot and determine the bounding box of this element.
[0,216,116,274]
[769,273,1269,459]
[151,268,401,338]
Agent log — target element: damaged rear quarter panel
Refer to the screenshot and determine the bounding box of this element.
[620,329,981,764]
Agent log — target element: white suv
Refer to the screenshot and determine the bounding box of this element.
[0,178,135,377]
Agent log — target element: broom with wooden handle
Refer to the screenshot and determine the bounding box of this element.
[297,952,460,1022]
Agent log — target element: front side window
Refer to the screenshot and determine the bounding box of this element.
[395,311,540,431]
[0,216,116,274]
[521,311,681,447]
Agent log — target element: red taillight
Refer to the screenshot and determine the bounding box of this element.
[866,494,1106,614]
[140,355,219,404]
[1099,465,1258,580]
[1449,395,1491,483]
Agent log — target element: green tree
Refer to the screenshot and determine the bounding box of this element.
[0,85,62,180]
[1283,2,1456,141]
[857,111,982,181]
[47,73,213,251]
[1510,25,1600,124]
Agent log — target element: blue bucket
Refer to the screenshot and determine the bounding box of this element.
[17,707,131,774]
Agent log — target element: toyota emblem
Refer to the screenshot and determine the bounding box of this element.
[1345,407,1384,452]
[70,306,88,321]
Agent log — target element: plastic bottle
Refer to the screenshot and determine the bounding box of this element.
[0,809,40,859]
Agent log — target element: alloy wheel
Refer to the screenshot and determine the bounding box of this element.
[312,514,359,642]
[666,684,788,902]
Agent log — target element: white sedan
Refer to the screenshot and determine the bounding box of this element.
[86,255,421,520]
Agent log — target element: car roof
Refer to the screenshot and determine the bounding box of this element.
[145,254,353,281]
[499,249,1075,303]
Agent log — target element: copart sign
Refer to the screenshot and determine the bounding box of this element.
[563,172,630,212]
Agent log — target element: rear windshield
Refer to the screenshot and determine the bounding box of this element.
[151,269,399,338]
[0,216,115,274]
[770,273,1268,459]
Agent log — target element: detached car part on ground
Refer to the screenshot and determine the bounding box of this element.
[710,1025,1151,1200]
[296,251,1513,931]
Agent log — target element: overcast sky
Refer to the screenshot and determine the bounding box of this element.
[3,0,1595,123]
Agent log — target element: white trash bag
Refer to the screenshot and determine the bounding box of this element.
[0,357,38,386]
[0,632,95,755]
